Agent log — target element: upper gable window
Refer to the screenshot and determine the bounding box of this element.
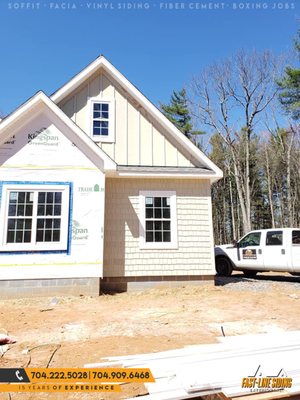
[89,99,115,143]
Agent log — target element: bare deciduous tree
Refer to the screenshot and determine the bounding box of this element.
[190,50,280,234]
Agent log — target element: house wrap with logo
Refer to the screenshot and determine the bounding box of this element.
[0,56,222,296]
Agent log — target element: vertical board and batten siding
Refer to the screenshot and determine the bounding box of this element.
[103,178,214,277]
[59,71,195,168]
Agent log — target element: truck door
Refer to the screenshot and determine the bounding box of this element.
[263,230,288,271]
[291,230,300,273]
[235,231,263,269]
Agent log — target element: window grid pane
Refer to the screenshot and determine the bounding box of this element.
[36,191,62,242]
[37,191,62,217]
[6,190,63,246]
[145,196,171,243]
[36,218,61,243]
[6,191,33,243]
[7,218,32,243]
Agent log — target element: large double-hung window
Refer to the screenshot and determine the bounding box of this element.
[0,184,70,252]
[139,191,177,249]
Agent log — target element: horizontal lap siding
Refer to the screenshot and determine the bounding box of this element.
[103,178,214,278]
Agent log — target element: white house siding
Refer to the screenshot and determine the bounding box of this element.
[103,178,215,282]
[59,71,197,168]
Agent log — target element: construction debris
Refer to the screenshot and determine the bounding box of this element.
[40,297,59,312]
[0,345,9,357]
[85,331,300,400]
[0,334,16,345]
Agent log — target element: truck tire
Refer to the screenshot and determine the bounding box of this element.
[215,256,233,277]
[243,270,258,278]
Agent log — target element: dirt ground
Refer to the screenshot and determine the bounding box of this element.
[1,273,300,400]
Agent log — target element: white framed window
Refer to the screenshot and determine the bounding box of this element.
[89,99,115,143]
[139,191,178,249]
[0,184,70,252]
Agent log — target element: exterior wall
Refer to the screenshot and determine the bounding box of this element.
[0,111,105,282]
[0,278,100,299]
[103,178,215,281]
[59,71,197,168]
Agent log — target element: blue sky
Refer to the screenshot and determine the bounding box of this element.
[0,0,299,116]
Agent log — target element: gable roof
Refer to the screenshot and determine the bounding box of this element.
[51,55,223,182]
[0,91,116,171]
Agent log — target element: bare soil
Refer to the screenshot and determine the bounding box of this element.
[1,273,300,400]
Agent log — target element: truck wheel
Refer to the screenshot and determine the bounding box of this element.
[243,270,258,278]
[216,256,233,277]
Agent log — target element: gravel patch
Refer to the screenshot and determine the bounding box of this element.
[215,274,300,291]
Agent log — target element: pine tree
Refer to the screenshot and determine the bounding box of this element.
[278,31,300,120]
[160,89,204,139]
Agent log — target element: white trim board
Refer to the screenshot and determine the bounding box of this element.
[85,331,300,400]
[51,55,223,181]
[0,91,116,172]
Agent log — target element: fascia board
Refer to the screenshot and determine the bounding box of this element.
[0,93,45,145]
[51,56,222,178]
[51,56,104,103]
[43,95,116,171]
[107,170,221,183]
[0,91,116,172]
[100,59,223,177]
[0,91,43,133]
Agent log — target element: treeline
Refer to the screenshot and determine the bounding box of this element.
[210,125,300,244]
[161,31,300,244]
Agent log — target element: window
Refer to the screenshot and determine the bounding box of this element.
[89,99,115,143]
[292,230,300,245]
[145,197,171,243]
[266,231,283,246]
[0,184,70,252]
[139,191,177,249]
[238,232,261,247]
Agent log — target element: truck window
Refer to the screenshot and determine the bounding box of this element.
[239,232,261,248]
[266,231,283,246]
[292,230,300,245]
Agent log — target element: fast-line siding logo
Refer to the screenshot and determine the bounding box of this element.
[28,128,59,146]
[242,365,292,392]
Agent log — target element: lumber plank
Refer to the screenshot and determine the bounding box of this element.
[87,331,300,400]
[232,390,300,400]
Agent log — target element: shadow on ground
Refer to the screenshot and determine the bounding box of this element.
[215,272,300,286]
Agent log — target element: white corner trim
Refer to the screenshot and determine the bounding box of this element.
[139,190,178,250]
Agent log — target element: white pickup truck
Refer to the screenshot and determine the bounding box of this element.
[214,228,300,277]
